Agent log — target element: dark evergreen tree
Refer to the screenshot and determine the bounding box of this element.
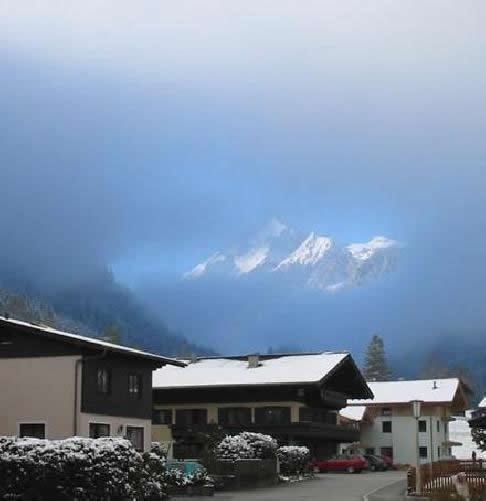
[363,335,393,381]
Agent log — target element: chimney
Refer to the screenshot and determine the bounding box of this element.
[4,312,9,320]
[248,353,260,369]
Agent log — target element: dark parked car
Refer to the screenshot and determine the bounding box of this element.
[364,454,387,471]
[313,454,368,473]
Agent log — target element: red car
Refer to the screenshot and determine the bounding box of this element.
[313,454,368,473]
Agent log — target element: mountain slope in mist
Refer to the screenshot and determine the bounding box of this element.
[0,269,215,357]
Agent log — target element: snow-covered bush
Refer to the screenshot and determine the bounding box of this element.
[151,441,168,460]
[0,436,168,500]
[216,432,278,460]
[277,445,311,476]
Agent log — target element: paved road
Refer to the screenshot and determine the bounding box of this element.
[177,471,406,501]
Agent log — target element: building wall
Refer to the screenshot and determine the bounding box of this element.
[77,412,152,452]
[152,400,318,442]
[0,354,152,452]
[0,355,80,439]
[359,405,452,465]
[81,356,154,419]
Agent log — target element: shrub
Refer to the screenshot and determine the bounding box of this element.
[277,445,311,476]
[0,436,168,500]
[216,432,278,460]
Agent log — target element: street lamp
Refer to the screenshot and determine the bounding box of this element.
[411,400,424,495]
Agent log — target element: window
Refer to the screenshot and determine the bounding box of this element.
[97,368,111,394]
[299,407,337,424]
[419,420,427,433]
[437,420,440,433]
[126,426,144,451]
[128,374,142,399]
[419,446,428,459]
[19,423,45,439]
[153,409,173,425]
[381,447,393,460]
[382,407,392,417]
[89,423,110,439]
[0,332,13,345]
[365,448,375,455]
[175,409,208,425]
[218,407,251,425]
[382,421,392,433]
[438,446,441,458]
[255,407,291,425]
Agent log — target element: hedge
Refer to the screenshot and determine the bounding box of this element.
[277,445,311,476]
[0,436,168,500]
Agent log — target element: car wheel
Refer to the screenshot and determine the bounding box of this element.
[346,466,355,473]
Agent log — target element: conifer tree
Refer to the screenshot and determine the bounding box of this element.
[363,335,393,381]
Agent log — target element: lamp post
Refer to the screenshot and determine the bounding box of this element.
[411,400,424,495]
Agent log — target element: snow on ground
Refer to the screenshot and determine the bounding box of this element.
[450,417,486,460]
[349,378,460,405]
[153,352,348,388]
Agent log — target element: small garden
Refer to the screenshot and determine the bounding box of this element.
[212,431,313,485]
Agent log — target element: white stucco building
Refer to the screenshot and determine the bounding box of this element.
[340,378,470,466]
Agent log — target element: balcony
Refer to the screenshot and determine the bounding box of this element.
[470,409,486,429]
[170,421,360,443]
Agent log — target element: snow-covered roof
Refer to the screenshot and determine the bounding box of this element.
[0,316,185,367]
[349,378,461,405]
[479,397,486,408]
[340,406,367,421]
[153,352,352,389]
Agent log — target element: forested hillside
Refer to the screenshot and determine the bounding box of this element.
[0,269,215,357]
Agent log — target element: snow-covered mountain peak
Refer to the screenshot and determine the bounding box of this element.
[182,222,402,291]
[183,252,226,280]
[347,236,399,261]
[234,246,269,274]
[275,232,333,269]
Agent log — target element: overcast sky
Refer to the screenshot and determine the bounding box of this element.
[1,1,486,353]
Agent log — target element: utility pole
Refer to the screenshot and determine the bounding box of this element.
[411,400,424,496]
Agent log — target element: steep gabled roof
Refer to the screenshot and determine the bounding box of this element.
[479,397,486,408]
[349,378,463,406]
[0,316,185,367]
[153,352,372,398]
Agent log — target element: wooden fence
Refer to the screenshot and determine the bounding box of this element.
[408,460,486,498]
